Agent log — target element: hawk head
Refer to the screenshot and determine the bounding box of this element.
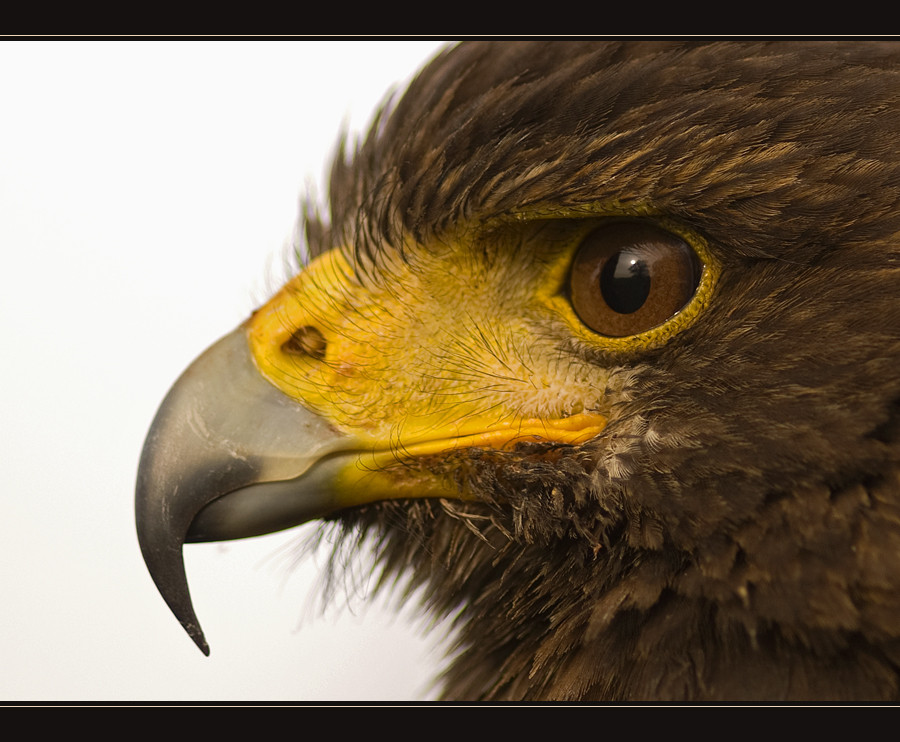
[137,41,900,700]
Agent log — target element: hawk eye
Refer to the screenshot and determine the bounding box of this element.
[569,221,703,338]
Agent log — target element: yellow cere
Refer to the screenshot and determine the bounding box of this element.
[246,213,715,466]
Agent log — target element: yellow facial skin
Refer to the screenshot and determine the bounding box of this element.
[246,215,716,505]
[137,210,718,655]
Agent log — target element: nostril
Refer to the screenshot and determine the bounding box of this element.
[282,325,327,361]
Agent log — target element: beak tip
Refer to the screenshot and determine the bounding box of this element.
[136,526,212,658]
[187,624,211,656]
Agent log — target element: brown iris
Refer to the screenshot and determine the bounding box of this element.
[569,221,703,338]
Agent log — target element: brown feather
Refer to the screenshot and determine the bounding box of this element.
[303,41,900,701]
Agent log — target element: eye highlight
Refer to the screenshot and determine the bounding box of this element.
[569,221,703,338]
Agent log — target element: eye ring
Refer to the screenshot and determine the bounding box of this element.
[569,221,703,338]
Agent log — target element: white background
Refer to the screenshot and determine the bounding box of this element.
[0,39,451,702]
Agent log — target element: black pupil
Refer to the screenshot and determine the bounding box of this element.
[599,250,651,314]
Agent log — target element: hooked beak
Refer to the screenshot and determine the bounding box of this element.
[135,326,357,655]
[136,323,607,655]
